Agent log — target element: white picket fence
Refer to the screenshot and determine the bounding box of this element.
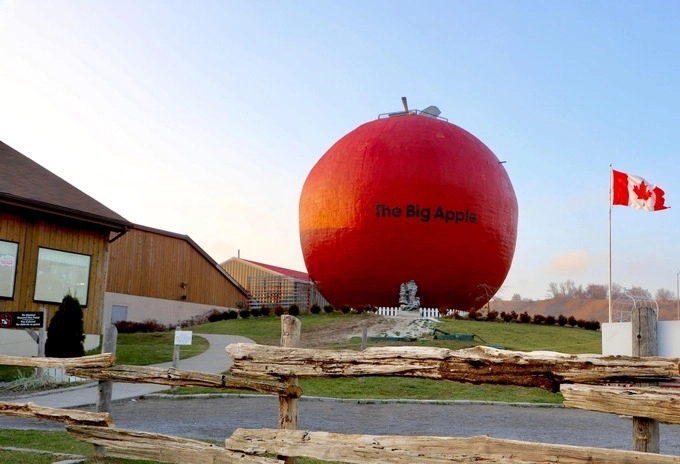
[376,307,466,318]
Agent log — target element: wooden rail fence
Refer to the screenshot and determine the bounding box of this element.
[1,314,679,463]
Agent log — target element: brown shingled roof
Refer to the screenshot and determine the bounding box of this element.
[0,140,131,231]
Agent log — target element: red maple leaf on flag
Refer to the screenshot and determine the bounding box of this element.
[633,182,652,201]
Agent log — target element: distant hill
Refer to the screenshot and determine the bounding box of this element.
[491,299,678,323]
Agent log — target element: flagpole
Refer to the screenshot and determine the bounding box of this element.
[608,163,613,323]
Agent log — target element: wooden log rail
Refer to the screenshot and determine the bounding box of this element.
[0,401,112,427]
[67,425,280,464]
[224,428,680,464]
[562,384,680,424]
[66,365,302,397]
[0,353,115,368]
[65,425,680,464]
[226,344,680,392]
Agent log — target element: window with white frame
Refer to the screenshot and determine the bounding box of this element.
[0,240,19,299]
[34,247,91,306]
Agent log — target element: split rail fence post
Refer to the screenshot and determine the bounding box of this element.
[94,323,118,458]
[36,307,47,379]
[359,323,368,383]
[278,315,300,464]
[631,305,659,453]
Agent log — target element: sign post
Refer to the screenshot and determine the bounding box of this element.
[172,326,193,369]
[0,311,44,329]
[0,310,47,378]
[37,308,47,379]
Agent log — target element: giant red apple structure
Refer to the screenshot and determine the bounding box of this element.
[299,109,518,311]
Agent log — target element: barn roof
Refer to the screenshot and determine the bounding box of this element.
[239,258,310,281]
[0,140,131,232]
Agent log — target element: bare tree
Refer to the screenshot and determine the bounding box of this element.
[609,283,623,299]
[655,288,674,301]
[546,282,561,299]
[560,279,580,298]
[628,286,652,298]
[584,284,607,299]
[511,293,522,302]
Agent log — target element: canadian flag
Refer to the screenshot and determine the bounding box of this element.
[612,169,669,211]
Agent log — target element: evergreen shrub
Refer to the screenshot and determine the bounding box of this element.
[45,294,85,358]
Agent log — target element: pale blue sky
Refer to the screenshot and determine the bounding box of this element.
[1,0,678,301]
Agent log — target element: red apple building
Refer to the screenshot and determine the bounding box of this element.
[299,110,518,311]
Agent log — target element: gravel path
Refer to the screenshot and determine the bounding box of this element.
[3,396,680,456]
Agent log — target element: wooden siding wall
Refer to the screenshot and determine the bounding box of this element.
[107,229,247,307]
[0,211,109,334]
[221,259,278,290]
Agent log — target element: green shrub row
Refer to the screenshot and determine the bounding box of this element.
[464,308,601,331]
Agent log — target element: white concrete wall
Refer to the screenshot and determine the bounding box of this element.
[103,292,234,329]
[602,321,680,356]
[0,329,100,357]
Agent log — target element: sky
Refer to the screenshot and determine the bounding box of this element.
[1,0,679,301]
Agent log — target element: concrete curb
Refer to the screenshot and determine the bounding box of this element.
[140,392,564,408]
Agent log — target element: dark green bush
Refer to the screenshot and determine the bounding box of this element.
[584,320,601,331]
[114,320,169,333]
[532,314,546,324]
[518,311,531,324]
[45,294,85,358]
[557,314,568,326]
[310,304,321,314]
[207,311,225,323]
[357,304,374,313]
[340,304,351,314]
[260,306,271,316]
[274,305,286,317]
[238,309,251,319]
[323,304,335,314]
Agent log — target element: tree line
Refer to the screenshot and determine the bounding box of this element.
[505,280,675,302]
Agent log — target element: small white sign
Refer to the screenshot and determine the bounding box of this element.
[174,330,193,346]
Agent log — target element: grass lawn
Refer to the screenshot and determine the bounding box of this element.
[168,314,600,403]
[193,313,601,354]
[0,366,33,383]
[113,332,209,365]
[194,312,360,345]
[434,318,601,353]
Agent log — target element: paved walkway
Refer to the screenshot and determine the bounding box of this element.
[1,334,253,409]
